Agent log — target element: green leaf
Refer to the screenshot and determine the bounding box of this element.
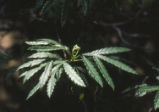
[17,59,45,70]
[82,56,103,87]
[83,47,131,56]
[53,60,66,65]
[96,55,137,75]
[39,61,53,88]
[56,67,63,80]
[47,75,57,98]
[37,39,60,45]
[38,39,68,50]
[30,39,70,54]
[28,52,61,59]
[75,66,86,73]
[63,62,86,87]
[47,65,61,98]
[28,46,66,52]
[27,83,41,100]
[75,67,88,86]
[154,91,159,110]
[22,63,47,83]
[93,57,115,90]
[135,85,159,97]
[122,83,147,94]
[25,41,49,45]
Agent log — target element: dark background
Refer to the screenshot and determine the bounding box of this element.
[0,0,159,112]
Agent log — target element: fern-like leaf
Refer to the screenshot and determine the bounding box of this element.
[39,61,53,88]
[93,57,115,90]
[47,65,61,98]
[63,62,86,87]
[154,91,159,110]
[17,59,45,70]
[83,47,131,56]
[82,56,103,87]
[27,83,41,100]
[96,55,137,74]
[28,52,61,59]
[135,85,159,97]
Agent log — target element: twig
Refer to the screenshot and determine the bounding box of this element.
[112,24,131,46]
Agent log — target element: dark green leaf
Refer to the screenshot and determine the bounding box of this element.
[93,57,115,90]
[39,61,53,88]
[96,55,137,75]
[82,56,103,87]
[27,83,41,100]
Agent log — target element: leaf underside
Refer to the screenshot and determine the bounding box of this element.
[39,61,53,88]
[47,64,61,98]
[22,63,47,83]
[28,52,61,59]
[63,62,86,87]
[17,59,45,70]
